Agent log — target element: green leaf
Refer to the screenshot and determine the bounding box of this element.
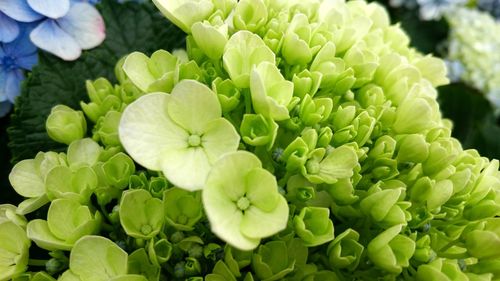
[8,0,186,163]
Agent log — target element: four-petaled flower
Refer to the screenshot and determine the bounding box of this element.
[0,0,105,61]
[203,151,289,250]
[119,79,240,191]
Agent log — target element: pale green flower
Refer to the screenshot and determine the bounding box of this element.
[223,30,275,88]
[27,199,102,251]
[191,18,228,60]
[232,0,268,32]
[367,224,415,274]
[123,50,179,93]
[203,151,288,250]
[119,79,240,190]
[293,206,335,247]
[8,151,67,215]
[151,0,214,33]
[62,236,129,281]
[119,189,164,239]
[250,61,294,121]
[46,105,87,145]
[0,221,30,281]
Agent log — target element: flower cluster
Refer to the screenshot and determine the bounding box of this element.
[0,0,105,116]
[445,7,500,114]
[389,0,467,20]
[3,0,500,280]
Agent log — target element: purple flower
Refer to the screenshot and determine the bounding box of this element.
[0,0,105,61]
[0,24,37,116]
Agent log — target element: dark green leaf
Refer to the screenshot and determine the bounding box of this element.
[7,0,186,163]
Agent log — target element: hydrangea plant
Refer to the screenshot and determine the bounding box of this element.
[445,7,500,115]
[4,0,500,280]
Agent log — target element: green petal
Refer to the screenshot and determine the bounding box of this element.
[120,189,164,239]
[27,220,72,251]
[205,151,261,201]
[123,52,157,92]
[67,138,102,169]
[240,195,288,239]
[201,118,240,163]
[203,176,240,227]
[319,146,358,181]
[119,93,189,171]
[58,270,82,281]
[9,159,45,198]
[109,275,149,281]
[16,195,50,215]
[211,209,260,251]
[47,199,84,241]
[245,168,279,212]
[70,236,128,281]
[152,0,214,33]
[161,147,211,190]
[191,21,228,60]
[250,61,292,121]
[167,80,222,134]
[223,31,275,88]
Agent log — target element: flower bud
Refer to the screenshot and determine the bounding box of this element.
[46,105,87,145]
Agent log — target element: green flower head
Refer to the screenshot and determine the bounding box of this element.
[119,79,240,190]
[203,151,289,250]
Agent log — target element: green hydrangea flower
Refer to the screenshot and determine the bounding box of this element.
[119,189,164,240]
[46,105,87,145]
[0,221,30,281]
[293,206,335,247]
[60,236,130,281]
[8,151,66,214]
[119,79,240,190]
[203,151,288,250]
[27,199,102,251]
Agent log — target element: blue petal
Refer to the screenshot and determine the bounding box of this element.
[0,0,43,22]
[5,68,24,103]
[2,22,37,58]
[30,19,81,61]
[57,3,105,49]
[27,0,70,19]
[15,52,37,70]
[0,12,19,42]
[0,69,6,102]
[0,100,12,117]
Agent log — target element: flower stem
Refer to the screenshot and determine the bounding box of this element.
[28,258,48,267]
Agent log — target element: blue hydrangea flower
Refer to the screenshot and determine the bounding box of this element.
[477,0,500,19]
[0,11,20,43]
[0,0,105,61]
[0,24,37,117]
[417,0,467,20]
